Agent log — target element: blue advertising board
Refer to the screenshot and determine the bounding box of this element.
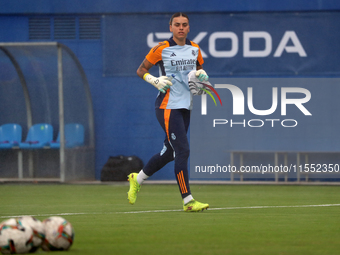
[102,12,340,180]
[103,12,340,77]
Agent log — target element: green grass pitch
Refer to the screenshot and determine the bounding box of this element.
[1,183,340,255]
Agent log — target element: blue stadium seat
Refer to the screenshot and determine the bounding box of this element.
[0,123,22,149]
[19,123,53,149]
[50,123,85,148]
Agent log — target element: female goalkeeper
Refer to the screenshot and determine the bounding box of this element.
[128,12,209,212]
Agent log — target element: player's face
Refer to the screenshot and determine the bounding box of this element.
[170,16,190,42]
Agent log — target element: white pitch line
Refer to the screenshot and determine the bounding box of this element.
[117,209,182,214]
[0,212,88,219]
[116,203,340,214]
[209,203,340,211]
[1,203,340,218]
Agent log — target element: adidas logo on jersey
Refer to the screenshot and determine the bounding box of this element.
[170,52,176,57]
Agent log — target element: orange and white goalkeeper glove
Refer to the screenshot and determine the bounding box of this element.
[143,73,173,93]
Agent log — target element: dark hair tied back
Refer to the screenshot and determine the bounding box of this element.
[169,12,189,25]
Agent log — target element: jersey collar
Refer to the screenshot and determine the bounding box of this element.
[168,37,191,46]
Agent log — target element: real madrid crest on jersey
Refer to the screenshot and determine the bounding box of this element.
[171,133,176,140]
[192,50,196,56]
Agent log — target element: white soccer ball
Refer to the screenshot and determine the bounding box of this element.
[41,216,74,251]
[0,218,34,254]
[16,216,45,252]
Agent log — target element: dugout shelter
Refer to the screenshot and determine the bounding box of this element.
[0,42,95,182]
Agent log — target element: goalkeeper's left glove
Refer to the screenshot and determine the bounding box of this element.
[196,69,209,82]
[188,70,211,96]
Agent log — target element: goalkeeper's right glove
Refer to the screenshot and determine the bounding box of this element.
[143,73,172,93]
